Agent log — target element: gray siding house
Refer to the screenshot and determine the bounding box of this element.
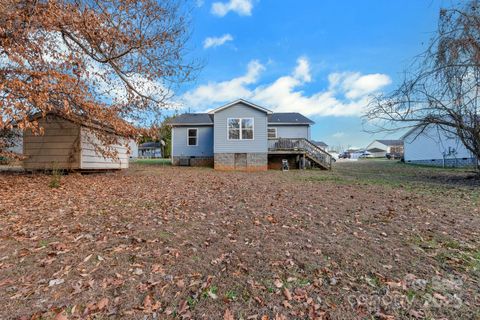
[170,99,332,171]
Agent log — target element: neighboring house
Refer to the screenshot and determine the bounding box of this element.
[312,141,328,150]
[138,141,163,158]
[365,140,404,158]
[128,139,139,159]
[349,149,365,160]
[23,113,132,170]
[328,151,339,161]
[402,124,477,167]
[4,129,23,155]
[169,99,332,170]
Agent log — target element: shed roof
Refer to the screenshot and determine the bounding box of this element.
[139,141,162,149]
[29,112,133,137]
[375,139,404,146]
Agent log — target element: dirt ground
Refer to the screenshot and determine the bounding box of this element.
[0,160,479,319]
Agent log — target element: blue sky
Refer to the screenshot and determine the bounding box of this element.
[176,0,450,148]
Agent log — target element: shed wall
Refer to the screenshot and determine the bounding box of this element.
[23,115,81,170]
[80,127,129,169]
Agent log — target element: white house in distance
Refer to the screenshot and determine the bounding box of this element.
[402,124,477,167]
[365,139,404,158]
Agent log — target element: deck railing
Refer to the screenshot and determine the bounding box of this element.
[268,138,332,170]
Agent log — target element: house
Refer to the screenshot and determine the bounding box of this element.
[402,124,477,167]
[365,140,404,158]
[312,141,328,150]
[128,140,139,159]
[3,129,23,155]
[138,141,163,158]
[23,113,133,170]
[169,99,332,171]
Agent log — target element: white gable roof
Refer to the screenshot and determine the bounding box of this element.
[208,99,273,114]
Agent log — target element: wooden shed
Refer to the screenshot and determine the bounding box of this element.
[23,113,131,171]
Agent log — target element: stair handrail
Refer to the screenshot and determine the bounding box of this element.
[299,139,333,169]
[268,138,333,169]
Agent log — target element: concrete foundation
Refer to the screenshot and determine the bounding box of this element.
[172,156,214,167]
[405,157,477,167]
[214,153,268,171]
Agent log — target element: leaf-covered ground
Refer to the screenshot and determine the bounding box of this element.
[1,161,479,319]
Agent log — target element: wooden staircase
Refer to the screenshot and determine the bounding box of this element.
[268,138,333,170]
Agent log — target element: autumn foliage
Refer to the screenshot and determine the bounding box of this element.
[0,0,193,155]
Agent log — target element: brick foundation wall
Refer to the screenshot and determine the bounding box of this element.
[406,157,477,167]
[172,156,214,167]
[214,153,235,170]
[214,153,268,171]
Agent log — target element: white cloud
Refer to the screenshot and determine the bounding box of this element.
[203,34,234,49]
[293,56,312,82]
[182,60,264,107]
[181,57,391,117]
[333,72,392,99]
[332,132,346,139]
[211,0,253,17]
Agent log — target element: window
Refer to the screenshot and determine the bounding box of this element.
[268,127,277,139]
[228,118,254,140]
[187,128,198,146]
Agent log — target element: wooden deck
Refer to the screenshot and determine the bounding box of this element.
[268,138,333,170]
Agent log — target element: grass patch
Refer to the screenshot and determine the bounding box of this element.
[48,166,62,188]
[225,290,238,301]
[411,235,479,276]
[301,174,348,184]
[132,158,171,166]
[158,231,173,239]
[294,160,479,202]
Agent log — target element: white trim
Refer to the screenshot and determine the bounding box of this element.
[187,128,198,146]
[170,123,213,126]
[209,99,273,114]
[267,127,277,139]
[227,117,254,141]
[171,127,174,160]
[268,122,312,125]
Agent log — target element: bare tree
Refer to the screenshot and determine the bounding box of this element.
[365,0,480,169]
[0,0,196,157]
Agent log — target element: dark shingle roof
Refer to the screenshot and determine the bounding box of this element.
[376,139,404,146]
[312,141,328,147]
[139,142,162,149]
[268,113,314,124]
[169,113,213,125]
[169,112,314,125]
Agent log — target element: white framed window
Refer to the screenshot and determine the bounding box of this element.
[228,118,254,140]
[187,128,198,146]
[267,127,277,139]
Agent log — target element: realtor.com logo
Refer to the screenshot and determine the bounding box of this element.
[346,275,464,312]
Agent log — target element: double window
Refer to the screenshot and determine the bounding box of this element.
[228,118,254,140]
[187,128,198,146]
